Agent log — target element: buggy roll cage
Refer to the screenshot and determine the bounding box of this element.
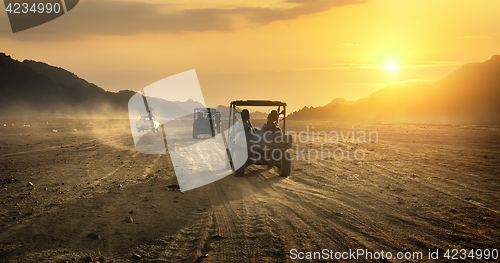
[193,108,221,121]
[229,100,287,134]
[193,107,221,137]
[193,107,220,116]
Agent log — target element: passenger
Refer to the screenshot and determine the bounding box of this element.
[196,112,205,121]
[261,110,280,132]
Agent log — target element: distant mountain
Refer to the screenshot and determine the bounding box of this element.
[289,98,355,120]
[173,99,205,113]
[288,55,500,124]
[22,60,91,88]
[250,111,268,119]
[0,53,202,118]
[327,98,354,106]
[3,52,499,124]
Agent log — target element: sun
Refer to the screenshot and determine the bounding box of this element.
[384,62,400,72]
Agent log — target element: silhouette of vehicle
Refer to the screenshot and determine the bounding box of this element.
[192,108,221,138]
[227,100,292,177]
[136,115,160,132]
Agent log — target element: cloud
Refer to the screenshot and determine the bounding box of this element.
[0,0,367,41]
[341,42,360,46]
[400,61,462,69]
[291,61,461,71]
[456,34,499,40]
[345,79,433,86]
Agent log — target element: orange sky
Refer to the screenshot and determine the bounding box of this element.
[1,0,499,112]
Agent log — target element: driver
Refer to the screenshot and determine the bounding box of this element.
[241,109,262,143]
[241,109,252,132]
[196,112,205,121]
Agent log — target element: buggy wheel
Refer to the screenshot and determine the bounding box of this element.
[234,165,245,177]
[232,149,247,177]
[192,130,197,139]
[277,151,291,177]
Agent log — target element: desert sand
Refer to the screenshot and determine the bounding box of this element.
[1,118,499,262]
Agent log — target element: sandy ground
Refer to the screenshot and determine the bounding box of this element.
[0,118,499,262]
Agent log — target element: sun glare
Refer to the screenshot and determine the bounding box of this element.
[384,63,400,72]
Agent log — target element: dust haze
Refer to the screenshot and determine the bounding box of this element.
[1,113,499,262]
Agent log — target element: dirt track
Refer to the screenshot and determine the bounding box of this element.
[1,118,499,262]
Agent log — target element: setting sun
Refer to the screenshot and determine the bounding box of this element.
[384,63,400,72]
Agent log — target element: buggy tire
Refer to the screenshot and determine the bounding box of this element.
[192,130,197,139]
[234,165,245,177]
[232,149,247,177]
[277,151,291,177]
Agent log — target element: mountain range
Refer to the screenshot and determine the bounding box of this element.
[1,52,499,124]
[0,53,203,118]
[288,55,500,124]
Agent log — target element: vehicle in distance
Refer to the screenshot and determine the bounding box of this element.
[136,115,161,132]
[193,108,221,138]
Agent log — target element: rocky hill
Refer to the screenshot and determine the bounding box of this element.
[288,55,500,124]
[0,53,203,118]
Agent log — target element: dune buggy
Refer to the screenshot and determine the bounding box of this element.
[227,100,292,177]
[136,115,160,132]
[193,108,221,138]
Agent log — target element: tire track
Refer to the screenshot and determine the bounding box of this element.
[205,182,247,262]
[0,139,98,157]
